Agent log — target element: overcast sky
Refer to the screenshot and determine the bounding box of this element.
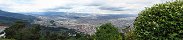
[0,0,173,14]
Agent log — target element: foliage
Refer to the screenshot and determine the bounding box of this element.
[134,0,183,40]
[4,21,92,40]
[94,23,122,40]
[68,33,93,40]
[3,20,124,40]
[39,31,69,40]
[4,21,41,40]
[120,26,136,40]
[4,21,27,39]
[0,38,15,40]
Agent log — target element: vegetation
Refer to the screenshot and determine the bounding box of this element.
[2,21,124,40]
[119,26,135,40]
[94,23,122,40]
[4,21,41,40]
[3,21,93,40]
[2,1,183,40]
[0,16,23,25]
[134,0,183,40]
[4,21,27,39]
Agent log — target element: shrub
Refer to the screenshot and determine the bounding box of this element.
[124,29,136,40]
[94,23,122,40]
[134,0,183,40]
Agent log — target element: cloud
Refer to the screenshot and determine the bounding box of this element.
[99,7,131,11]
[0,0,174,14]
[86,4,103,6]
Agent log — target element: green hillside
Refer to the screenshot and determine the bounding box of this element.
[0,16,22,25]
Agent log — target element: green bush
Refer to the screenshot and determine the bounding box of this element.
[134,0,183,40]
[124,29,136,40]
[94,23,122,40]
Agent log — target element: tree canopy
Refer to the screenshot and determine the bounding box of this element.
[94,23,122,40]
[134,0,183,40]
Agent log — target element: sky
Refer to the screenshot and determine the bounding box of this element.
[0,0,173,14]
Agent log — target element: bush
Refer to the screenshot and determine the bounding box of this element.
[134,0,183,40]
[124,29,136,40]
[94,23,122,40]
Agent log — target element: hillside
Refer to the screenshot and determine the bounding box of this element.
[0,16,23,25]
[0,10,37,22]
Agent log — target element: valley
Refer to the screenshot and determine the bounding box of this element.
[29,12,137,34]
[0,10,137,35]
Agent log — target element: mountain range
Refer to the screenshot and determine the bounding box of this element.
[0,16,21,25]
[0,10,37,22]
[0,10,37,25]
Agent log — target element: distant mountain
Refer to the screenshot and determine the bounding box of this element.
[28,12,94,18]
[96,14,137,20]
[0,10,37,22]
[27,12,137,19]
[0,16,22,25]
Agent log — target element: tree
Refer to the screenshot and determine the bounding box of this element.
[4,21,27,39]
[75,33,92,40]
[30,24,42,39]
[39,31,69,40]
[94,23,122,40]
[4,21,42,40]
[134,0,183,40]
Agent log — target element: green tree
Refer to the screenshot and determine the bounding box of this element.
[4,21,27,39]
[75,34,93,40]
[134,0,183,40]
[94,23,122,40]
[39,31,69,40]
[30,24,42,39]
[4,21,42,40]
